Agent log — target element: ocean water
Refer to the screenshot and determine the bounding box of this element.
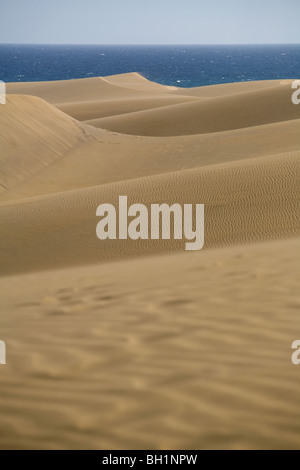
[0,44,299,88]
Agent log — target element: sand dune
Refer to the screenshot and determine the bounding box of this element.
[0,152,299,276]
[6,73,287,103]
[1,118,300,201]
[1,73,300,450]
[0,95,90,193]
[6,73,176,105]
[100,72,178,92]
[90,83,300,136]
[58,95,198,121]
[6,76,142,105]
[173,78,294,97]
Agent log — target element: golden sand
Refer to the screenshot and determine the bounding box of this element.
[0,73,299,449]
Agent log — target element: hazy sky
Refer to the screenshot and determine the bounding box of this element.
[0,0,299,45]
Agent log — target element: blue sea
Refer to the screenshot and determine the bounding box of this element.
[0,44,299,88]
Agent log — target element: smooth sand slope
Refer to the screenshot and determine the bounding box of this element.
[1,73,300,449]
[0,95,90,194]
[58,95,197,121]
[89,83,300,136]
[0,238,300,450]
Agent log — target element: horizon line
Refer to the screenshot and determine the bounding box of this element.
[1,42,300,47]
